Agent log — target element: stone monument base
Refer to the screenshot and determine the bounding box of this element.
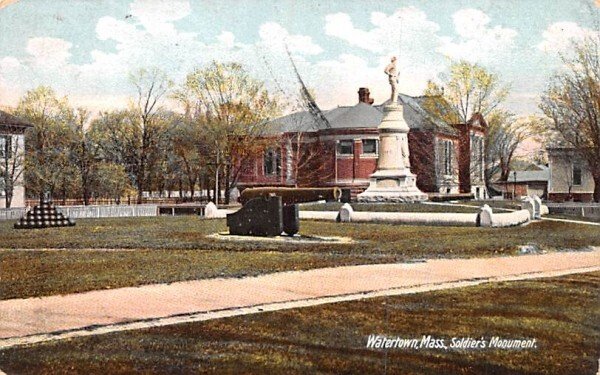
[357,169,428,203]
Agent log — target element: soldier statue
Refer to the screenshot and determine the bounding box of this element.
[384,56,399,102]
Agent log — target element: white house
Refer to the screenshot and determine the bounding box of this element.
[547,147,595,202]
[0,110,31,208]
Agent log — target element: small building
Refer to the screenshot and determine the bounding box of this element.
[495,166,549,199]
[0,110,31,208]
[547,147,595,202]
[237,88,488,199]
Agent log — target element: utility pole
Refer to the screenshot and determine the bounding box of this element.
[214,146,220,208]
[513,170,517,200]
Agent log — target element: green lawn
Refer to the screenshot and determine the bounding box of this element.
[1,272,598,374]
[2,217,600,299]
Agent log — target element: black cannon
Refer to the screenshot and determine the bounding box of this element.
[227,187,341,237]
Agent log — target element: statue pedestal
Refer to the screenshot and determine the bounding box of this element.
[357,103,428,203]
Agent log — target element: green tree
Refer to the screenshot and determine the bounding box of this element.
[174,61,282,204]
[423,61,509,124]
[423,61,519,192]
[169,119,206,199]
[91,162,131,203]
[15,86,73,200]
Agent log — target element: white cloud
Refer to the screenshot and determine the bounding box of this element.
[129,0,191,35]
[25,37,73,67]
[96,16,140,42]
[0,56,20,72]
[325,7,441,56]
[0,4,522,113]
[0,0,327,111]
[321,7,453,106]
[325,13,375,52]
[437,8,517,62]
[258,22,322,55]
[537,21,597,53]
[217,31,235,49]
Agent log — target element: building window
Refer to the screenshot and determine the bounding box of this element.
[0,135,12,159]
[471,135,484,180]
[573,164,582,186]
[337,140,353,155]
[444,140,453,175]
[264,148,281,176]
[361,139,378,154]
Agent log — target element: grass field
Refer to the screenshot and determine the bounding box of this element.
[2,217,600,299]
[1,272,598,374]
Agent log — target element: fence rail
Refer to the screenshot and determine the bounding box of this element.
[25,197,212,207]
[546,203,600,219]
[56,205,158,219]
[0,205,159,220]
[0,208,26,221]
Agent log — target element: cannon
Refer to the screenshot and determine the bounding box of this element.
[239,187,342,205]
[227,187,342,237]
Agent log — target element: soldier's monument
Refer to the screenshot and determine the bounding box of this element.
[357,57,428,203]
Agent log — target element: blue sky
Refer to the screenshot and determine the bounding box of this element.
[0,0,598,115]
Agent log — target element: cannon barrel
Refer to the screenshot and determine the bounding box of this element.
[240,187,342,205]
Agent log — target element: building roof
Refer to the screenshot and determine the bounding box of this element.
[0,110,32,130]
[269,93,459,136]
[504,166,550,183]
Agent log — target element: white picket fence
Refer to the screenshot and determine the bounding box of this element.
[56,205,158,219]
[0,208,26,221]
[0,205,158,220]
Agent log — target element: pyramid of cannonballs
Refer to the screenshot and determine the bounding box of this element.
[14,199,75,229]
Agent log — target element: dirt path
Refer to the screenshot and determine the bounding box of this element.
[1,249,599,349]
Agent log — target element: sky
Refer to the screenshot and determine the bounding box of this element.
[0,0,598,116]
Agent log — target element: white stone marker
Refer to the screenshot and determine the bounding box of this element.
[204,202,218,218]
[478,204,493,227]
[338,203,354,222]
[532,195,542,219]
[521,196,535,220]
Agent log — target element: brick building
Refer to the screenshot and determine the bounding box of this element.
[237,88,487,199]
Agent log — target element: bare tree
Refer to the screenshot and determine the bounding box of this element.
[68,108,98,205]
[0,131,24,207]
[540,36,600,201]
[128,68,173,203]
[485,111,533,184]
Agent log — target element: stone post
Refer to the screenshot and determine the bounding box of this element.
[478,204,493,227]
[338,203,354,222]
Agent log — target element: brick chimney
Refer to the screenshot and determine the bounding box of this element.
[358,87,374,105]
